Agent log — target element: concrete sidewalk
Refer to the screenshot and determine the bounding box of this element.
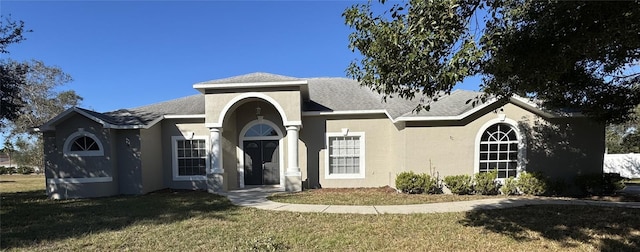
[219,187,640,215]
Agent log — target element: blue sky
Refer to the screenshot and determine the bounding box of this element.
[2,0,482,114]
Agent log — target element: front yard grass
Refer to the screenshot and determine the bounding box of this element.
[2,175,640,251]
[268,186,503,205]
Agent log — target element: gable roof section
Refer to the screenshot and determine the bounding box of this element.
[195,72,301,84]
[40,72,578,131]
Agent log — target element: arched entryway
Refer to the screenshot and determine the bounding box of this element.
[239,119,284,188]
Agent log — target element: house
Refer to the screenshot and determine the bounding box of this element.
[39,72,604,199]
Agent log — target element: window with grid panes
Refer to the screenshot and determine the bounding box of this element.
[176,139,207,176]
[479,123,519,179]
[328,135,361,175]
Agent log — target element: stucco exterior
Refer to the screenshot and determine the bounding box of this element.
[40,73,605,199]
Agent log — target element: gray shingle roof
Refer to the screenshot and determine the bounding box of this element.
[78,73,487,127]
[195,72,301,85]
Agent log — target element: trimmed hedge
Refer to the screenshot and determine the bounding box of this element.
[0,166,16,175]
[474,170,500,195]
[517,172,547,196]
[500,177,519,195]
[16,166,35,175]
[395,171,441,194]
[444,175,473,195]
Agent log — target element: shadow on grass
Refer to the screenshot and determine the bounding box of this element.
[0,189,239,250]
[461,205,640,251]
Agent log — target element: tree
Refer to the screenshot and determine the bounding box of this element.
[0,16,81,168]
[607,104,640,153]
[0,15,31,128]
[344,0,640,122]
[0,16,29,53]
[7,59,82,135]
[2,59,81,168]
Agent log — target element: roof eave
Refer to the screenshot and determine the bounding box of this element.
[193,80,309,93]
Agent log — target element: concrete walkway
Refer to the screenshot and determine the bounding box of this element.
[220,187,640,215]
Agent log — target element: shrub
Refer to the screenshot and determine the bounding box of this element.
[16,166,34,175]
[1,166,16,175]
[546,178,567,196]
[444,175,473,195]
[576,173,624,195]
[576,173,625,196]
[500,177,519,195]
[395,171,426,194]
[474,170,500,195]
[421,173,443,194]
[517,172,547,196]
[395,171,442,194]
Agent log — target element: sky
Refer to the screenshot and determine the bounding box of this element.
[2,0,482,114]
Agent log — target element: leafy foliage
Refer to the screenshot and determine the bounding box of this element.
[395,171,425,194]
[500,177,519,196]
[0,16,81,168]
[16,166,34,175]
[576,173,626,196]
[606,104,640,153]
[473,170,500,195]
[0,16,30,54]
[344,1,640,122]
[516,172,547,196]
[395,171,441,194]
[0,16,31,127]
[443,175,473,195]
[6,59,81,135]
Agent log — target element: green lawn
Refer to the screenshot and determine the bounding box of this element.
[2,175,640,251]
[268,186,503,205]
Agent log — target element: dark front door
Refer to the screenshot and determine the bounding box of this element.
[244,140,279,185]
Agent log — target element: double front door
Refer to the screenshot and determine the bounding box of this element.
[243,140,279,185]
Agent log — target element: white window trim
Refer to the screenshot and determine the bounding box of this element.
[63,130,104,157]
[474,118,527,180]
[325,131,366,179]
[172,135,209,181]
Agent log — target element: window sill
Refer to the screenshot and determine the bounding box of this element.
[325,174,365,179]
[173,176,207,181]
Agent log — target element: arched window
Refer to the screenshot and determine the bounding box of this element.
[64,130,104,156]
[70,136,100,151]
[244,123,278,137]
[479,123,519,179]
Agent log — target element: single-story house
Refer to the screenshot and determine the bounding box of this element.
[40,72,604,199]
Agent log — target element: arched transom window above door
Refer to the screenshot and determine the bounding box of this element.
[244,123,278,137]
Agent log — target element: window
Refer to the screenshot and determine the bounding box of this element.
[244,123,278,137]
[70,136,99,151]
[325,132,365,179]
[172,136,208,180]
[63,130,104,156]
[479,123,519,179]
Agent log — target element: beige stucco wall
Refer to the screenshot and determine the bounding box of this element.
[299,115,397,188]
[205,89,301,126]
[400,103,605,183]
[400,103,530,178]
[140,123,164,193]
[160,119,210,190]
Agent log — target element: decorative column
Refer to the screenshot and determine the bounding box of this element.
[207,127,224,193]
[285,125,302,191]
